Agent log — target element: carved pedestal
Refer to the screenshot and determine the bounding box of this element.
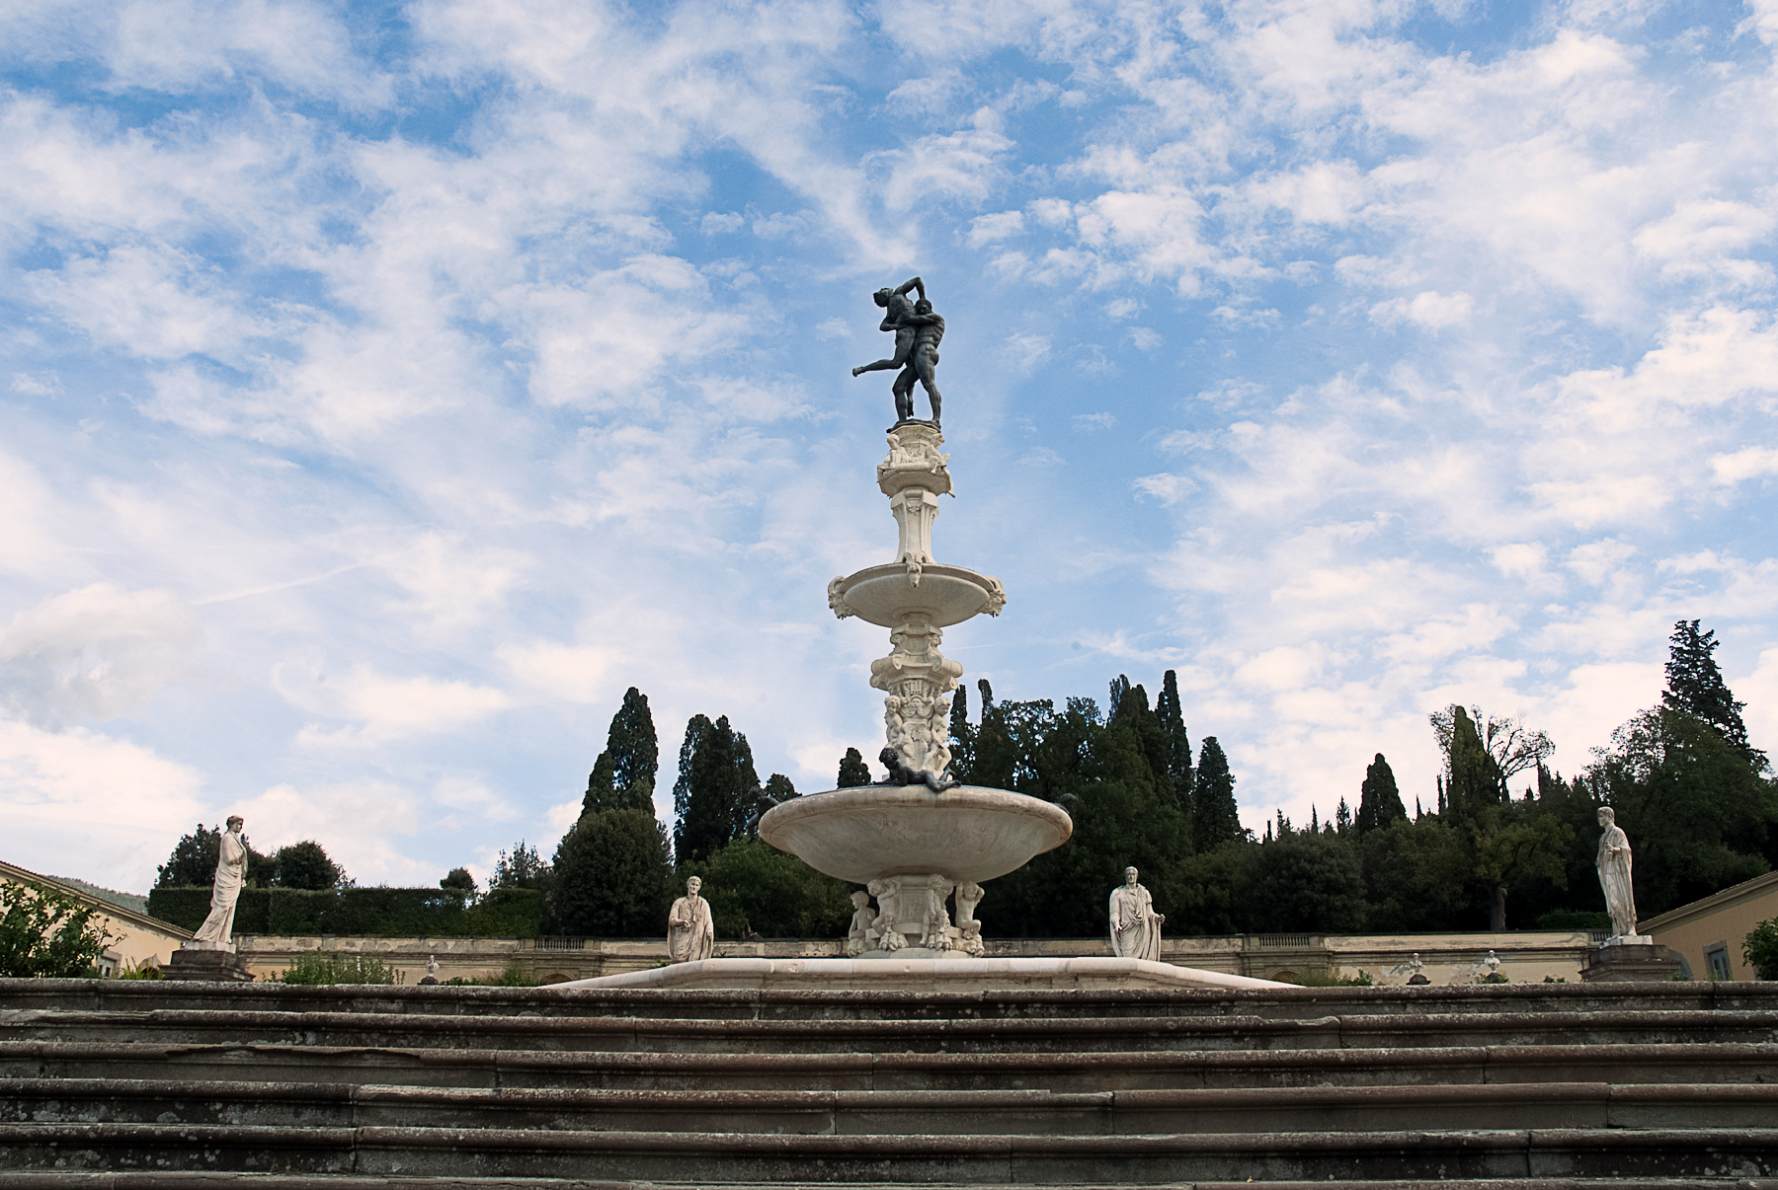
[1580,937,1682,983]
[165,944,254,982]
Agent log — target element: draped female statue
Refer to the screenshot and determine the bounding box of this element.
[1595,807,1638,938]
[190,816,248,950]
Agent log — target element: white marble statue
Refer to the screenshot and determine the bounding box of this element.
[1108,866,1164,961]
[1596,806,1639,939]
[189,815,249,950]
[667,875,715,963]
[844,890,875,956]
[954,881,984,933]
[868,877,904,952]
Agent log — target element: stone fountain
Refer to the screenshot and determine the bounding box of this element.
[570,279,1278,992]
[760,419,1071,958]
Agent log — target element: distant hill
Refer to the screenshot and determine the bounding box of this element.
[48,875,149,916]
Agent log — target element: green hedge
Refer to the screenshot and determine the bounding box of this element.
[147,886,544,938]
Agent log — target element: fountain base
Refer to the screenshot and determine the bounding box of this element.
[563,956,1287,992]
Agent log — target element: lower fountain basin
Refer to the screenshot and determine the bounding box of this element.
[759,784,1072,885]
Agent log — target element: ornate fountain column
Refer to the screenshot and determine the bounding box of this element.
[828,421,1004,783]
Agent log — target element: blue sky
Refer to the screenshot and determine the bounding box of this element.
[3,0,1777,893]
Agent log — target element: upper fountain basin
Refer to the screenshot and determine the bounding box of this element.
[759,784,1073,885]
[829,562,1005,628]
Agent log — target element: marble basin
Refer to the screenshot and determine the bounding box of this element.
[759,784,1072,885]
[829,562,1003,628]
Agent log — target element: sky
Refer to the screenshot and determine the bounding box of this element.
[3,0,1777,895]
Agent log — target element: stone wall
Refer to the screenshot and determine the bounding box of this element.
[237,929,1597,985]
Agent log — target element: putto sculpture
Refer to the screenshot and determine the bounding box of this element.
[1108,866,1165,962]
[667,875,715,963]
[1595,806,1639,938]
[190,815,249,949]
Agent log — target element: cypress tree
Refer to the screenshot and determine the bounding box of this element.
[1334,796,1352,834]
[1442,706,1500,821]
[1356,752,1407,834]
[1309,804,1320,833]
[948,685,974,778]
[1154,669,1194,808]
[672,715,764,863]
[1192,736,1243,847]
[837,747,871,787]
[583,687,659,815]
[1662,619,1765,769]
[1108,674,1131,719]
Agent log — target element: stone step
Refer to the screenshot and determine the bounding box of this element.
[6,1077,1778,1135]
[4,1040,1776,1091]
[6,1007,1774,1053]
[0,1178,1774,1190]
[3,1173,1778,1181]
[2,1122,1776,1182]
[5,979,1774,1023]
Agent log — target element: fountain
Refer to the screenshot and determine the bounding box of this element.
[570,280,1278,992]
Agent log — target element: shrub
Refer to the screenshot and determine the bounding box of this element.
[277,952,396,985]
[115,959,164,980]
[1745,917,1778,981]
[0,881,112,977]
[146,886,545,938]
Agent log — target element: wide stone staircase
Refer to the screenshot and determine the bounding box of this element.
[1,977,1776,1187]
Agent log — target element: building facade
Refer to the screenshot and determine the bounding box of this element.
[1644,870,1778,980]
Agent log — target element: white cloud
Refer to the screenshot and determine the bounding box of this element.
[0,717,207,890]
[968,210,1024,247]
[1369,290,1473,330]
[277,663,512,748]
[0,584,200,726]
[1711,446,1778,485]
[500,641,621,705]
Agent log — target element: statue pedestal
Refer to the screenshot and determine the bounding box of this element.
[164,945,254,982]
[1580,937,1681,983]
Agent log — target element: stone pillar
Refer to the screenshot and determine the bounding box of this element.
[872,423,963,779]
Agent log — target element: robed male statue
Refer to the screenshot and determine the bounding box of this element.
[190,815,249,949]
[1108,866,1165,961]
[1595,806,1638,938]
[667,875,715,963]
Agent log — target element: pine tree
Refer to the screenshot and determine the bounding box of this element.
[490,841,549,891]
[269,841,346,890]
[1334,796,1352,834]
[1309,804,1320,833]
[1356,752,1407,834]
[837,747,871,787]
[1192,736,1243,847]
[1663,619,1765,769]
[1154,669,1194,808]
[583,687,659,815]
[673,715,765,863]
[763,772,798,808]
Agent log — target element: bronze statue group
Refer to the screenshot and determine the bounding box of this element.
[852,275,945,425]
